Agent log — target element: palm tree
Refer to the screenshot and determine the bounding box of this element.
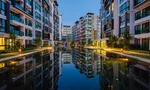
[109,36,118,48]
[119,31,134,50]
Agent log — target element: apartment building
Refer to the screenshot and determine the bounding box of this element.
[0,0,61,50]
[99,0,150,50]
[62,25,72,41]
[93,15,101,46]
[73,13,95,45]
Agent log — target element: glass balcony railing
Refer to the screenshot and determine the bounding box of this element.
[10,14,24,24]
[26,10,32,15]
[10,29,24,36]
[15,3,24,11]
[26,0,32,6]
[25,20,32,27]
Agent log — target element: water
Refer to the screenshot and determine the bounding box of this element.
[0,49,150,90]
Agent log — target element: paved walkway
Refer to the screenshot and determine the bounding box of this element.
[0,47,52,62]
[85,46,150,63]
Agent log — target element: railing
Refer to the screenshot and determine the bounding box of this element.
[26,10,32,15]
[25,20,32,27]
[10,14,24,24]
[15,3,24,10]
[26,0,32,6]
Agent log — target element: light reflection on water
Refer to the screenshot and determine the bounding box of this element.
[0,49,150,90]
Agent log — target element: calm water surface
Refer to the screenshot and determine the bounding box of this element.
[0,49,150,90]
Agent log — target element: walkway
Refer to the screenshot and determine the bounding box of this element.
[85,46,150,63]
[0,47,53,62]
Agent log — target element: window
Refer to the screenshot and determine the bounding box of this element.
[35,12,41,20]
[0,19,5,33]
[142,6,150,17]
[142,38,149,50]
[135,11,141,20]
[134,0,144,6]
[0,0,5,15]
[135,6,150,20]
[35,2,41,12]
[135,25,141,34]
[120,26,130,37]
[35,21,41,29]
[135,39,140,45]
[120,0,125,4]
[142,22,149,33]
[120,1,130,14]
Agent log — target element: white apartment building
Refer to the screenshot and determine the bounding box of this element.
[99,0,150,50]
[0,0,61,50]
[62,25,72,41]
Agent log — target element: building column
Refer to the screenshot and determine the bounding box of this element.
[140,38,142,49]
[149,38,150,50]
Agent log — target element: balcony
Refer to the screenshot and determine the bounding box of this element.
[10,29,24,36]
[25,19,32,27]
[104,0,112,8]
[26,10,32,15]
[26,0,32,9]
[134,0,147,7]
[15,3,24,11]
[10,14,24,26]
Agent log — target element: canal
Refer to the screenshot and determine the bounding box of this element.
[0,49,150,90]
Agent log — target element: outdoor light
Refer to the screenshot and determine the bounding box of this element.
[121,48,123,52]
[10,61,17,65]
[18,49,22,54]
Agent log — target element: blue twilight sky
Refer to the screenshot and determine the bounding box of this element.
[57,0,100,26]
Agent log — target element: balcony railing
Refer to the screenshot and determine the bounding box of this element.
[10,14,24,24]
[26,10,32,15]
[15,3,24,11]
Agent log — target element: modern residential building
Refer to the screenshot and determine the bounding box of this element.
[73,13,95,45]
[99,0,150,50]
[93,15,101,46]
[0,0,61,50]
[53,0,60,44]
[62,25,72,41]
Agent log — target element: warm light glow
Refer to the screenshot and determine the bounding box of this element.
[120,58,129,62]
[0,63,5,68]
[104,48,111,51]
[47,46,52,49]
[10,61,17,65]
[0,38,5,50]
[18,49,22,53]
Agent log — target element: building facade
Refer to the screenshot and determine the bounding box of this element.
[0,0,61,50]
[73,13,95,45]
[62,25,72,41]
[99,0,150,50]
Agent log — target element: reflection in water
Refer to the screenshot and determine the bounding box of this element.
[0,49,150,90]
[0,50,60,90]
[60,49,150,90]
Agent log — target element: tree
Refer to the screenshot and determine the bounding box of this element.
[108,36,118,48]
[119,32,134,50]
[15,39,22,50]
[9,31,16,50]
[34,36,42,48]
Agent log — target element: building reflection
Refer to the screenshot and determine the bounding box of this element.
[99,54,150,90]
[72,49,100,78]
[72,49,150,90]
[62,52,72,64]
[0,50,61,90]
